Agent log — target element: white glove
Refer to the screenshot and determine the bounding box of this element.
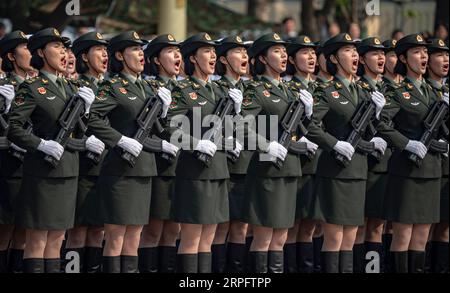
[86,135,105,155]
[0,85,15,114]
[371,91,386,119]
[229,88,243,114]
[299,90,313,119]
[158,87,172,118]
[162,140,179,157]
[229,139,243,158]
[299,136,318,154]
[371,137,387,155]
[443,92,449,106]
[440,139,449,157]
[333,141,355,161]
[405,140,427,159]
[10,143,26,153]
[265,141,288,161]
[195,140,217,157]
[117,135,143,157]
[77,86,95,114]
[37,139,64,160]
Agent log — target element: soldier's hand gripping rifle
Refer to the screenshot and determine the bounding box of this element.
[0,96,10,150]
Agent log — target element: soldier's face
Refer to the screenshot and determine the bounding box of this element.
[263,45,287,74]
[405,46,428,75]
[40,41,67,73]
[222,46,248,76]
[291,47,316,75]
[157,46,181,76]
[361,49,385,75]
[334,45,359,75]
[121,45,145,74]
[192,46,216,75]
[428,51,449,78]
[385,51,397,75]
[9,43,33,72]
[318,53,328,73]
[85,45,108,74]
[65,49,76,74]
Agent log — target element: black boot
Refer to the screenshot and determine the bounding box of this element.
[249,251,267,273]
[158,246,177,273]
[23,258,44,273]
[431,241,449,273]
[383,233,393,273]
[62,247,85,273]
[297,242,314,273]
[45,258,62,273]
[84,247,103,273]
[102,256,120,273]
[339,251,353,273]
[313,236,323,273]
[283,243,297,273]
[425,242,432,273]
[390,251,408,273]
[8,249,24,273]
[211,244,227,273]
[226,243,246,273]
[353,243,365,273]
[321,251,339,273]
[244,236,253,272]
[198,252,212,273]
[177,253,198,273]
[268,251,283,273]
[138,247,158,273]
[408,250,426,273]
[0,250,7,273]
[365,242,383,273]
[121,255,139,273]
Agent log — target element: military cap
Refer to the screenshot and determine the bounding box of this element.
[180,32,217,57]
[248,33,287,58]
[28,28,65,53]
[0,30,28,57]
[427,38,449,54]
[382,39,397,53]
[357,37,386,55]
[108,31,147,54]
[72,32,109,56]
[62,37,72,49]
[315,42,324,56]
[144,34,179,58]
[322,33,357,57]
[395,33,428,56]
[215,35,249,57]
[287,35,317,56]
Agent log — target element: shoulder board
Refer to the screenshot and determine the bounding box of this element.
[318,81,332,89]
[332,80,344,90]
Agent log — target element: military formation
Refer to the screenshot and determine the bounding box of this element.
[0,26,448,274]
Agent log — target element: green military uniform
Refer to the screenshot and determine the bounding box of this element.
[7,28,84,230]
[378,34,445,224]
[88,31,160,226]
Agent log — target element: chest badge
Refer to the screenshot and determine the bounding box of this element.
[402,92,411,100]
[37,87,47,95]
[331,91,340,99]
[189,92,198,100]
[263,90,271,98]
[119,87,127,95]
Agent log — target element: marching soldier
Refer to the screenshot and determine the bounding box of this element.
[241,33,314,273]
[284,35,320,273]
[0,30,33,273]
[306,33,385,273]
[87,31,172,273]
[138,34,181,273]
[7,28,97,273]
[64,31,109,273]
[378,34,448,273]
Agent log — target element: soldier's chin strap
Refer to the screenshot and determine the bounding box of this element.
[224,56,241,81]
[193,56,210,82]
[362,56,379,80]
[156,56,175,80]
[12,54,28,78]
[122,57,140,79]
[293,60,311,82]
[261,56,283,78]
[41,48,62,77]
[335,55,354,81]
[86,55,101,79]
[404,56,423,79]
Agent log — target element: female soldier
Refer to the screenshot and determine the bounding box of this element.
[138,34,181,273]
[210,36,248,273]
[315,43,333,83]
[63,32,109,273]
[87,31,172,273]
[306,33,385,273]
[7,28,99,273]
[168,33,242,273]
[0,30,33,273]
[424,38,449,273]
[240,33,313,273]
[378,34,448,273]
[284,35,320,273]
[353,37,389,273]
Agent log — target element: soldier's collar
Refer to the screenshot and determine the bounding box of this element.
[121,72,141,84]
[362,74,378,90]
[41,70,58,84]
[293,75,310,88]
[405,76,423,91]
[11,72,25,85]
[82,74,100,86]
[224,75,239,86]
[158,75,171,83]
[261,75,280,87]
[335,75,353,91]
[190,76,209,88]
[426,77,443,90]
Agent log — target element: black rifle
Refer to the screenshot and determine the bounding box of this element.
[274,99,310,169]
[44,94,88,168]
[408,100,449,167]
[334,99,377,167]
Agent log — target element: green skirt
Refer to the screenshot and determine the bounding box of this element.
[16,175,78,230]
[440,176,448,222]
[228,174,247,221]
[0,177,22,225]
[383,175,440,224]
[97,176,152,226]
[149,176,175,220]
[296,175,315,220]
[365,172,388,219]
[171,179,229,224]
[75,176,103,227]
[242,175,298,229]
[311,177,366,226]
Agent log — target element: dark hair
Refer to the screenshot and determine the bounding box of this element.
[1,55,14,72]
[30,52,45,70]
[0,22,5,30]
[109,51,124,74]
[249,48,270,77]
[215,58,227,76]
[183,55,196,76]
[326,55,338,76]
[75,50,89,74]
[285,55,297,76]
[282,17,294,25]
[394,54,407,76]
[144,54,160,76]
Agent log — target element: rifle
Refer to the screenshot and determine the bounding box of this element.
[274,99,311,169]
[193,96,235,167]
[44,93,88,168]
[408,100,449,167]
